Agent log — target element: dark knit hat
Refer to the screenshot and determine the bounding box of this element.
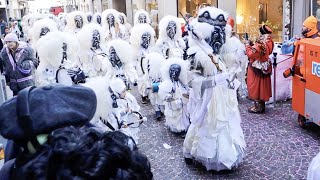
[259,25,273,35]
[0,85,97,140]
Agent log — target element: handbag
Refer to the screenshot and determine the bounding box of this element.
[250,59,272,77]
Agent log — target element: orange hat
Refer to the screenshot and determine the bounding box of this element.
[227,17,235,29]
[303,16,318,37]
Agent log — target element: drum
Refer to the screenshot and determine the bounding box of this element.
[124,111,146,128]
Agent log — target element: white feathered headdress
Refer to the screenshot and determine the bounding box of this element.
[106,39,133,66]
[158,15,182,41]
[65,11,88,33]
[134,10,151,26]
[102,9,120,30]
[143,52,166,81]
[161,58,189,85]
[77,23,106,51]
[130,24,155,49]
[36,31,80,69]
[30,18,58,46]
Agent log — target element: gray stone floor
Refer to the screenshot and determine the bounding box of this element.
[137,98,320,180]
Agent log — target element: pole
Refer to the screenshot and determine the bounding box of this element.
[272,52,278,107]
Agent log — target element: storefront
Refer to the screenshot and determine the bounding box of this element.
[177,0,217,17]
[236,0,287,42]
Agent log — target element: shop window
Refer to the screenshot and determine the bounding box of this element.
[178,0,218,18]
[236,0,283,42]
[311,0,320,20]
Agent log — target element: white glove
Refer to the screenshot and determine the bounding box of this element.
[214,73,229,86]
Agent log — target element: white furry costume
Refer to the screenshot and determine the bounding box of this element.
[154,15,186,59]
[64,11,88,34]
[83,77,141,142]
[92,12,102,25]
[86,12,94,23]
[142,52,166,112]
[77,23,108,78]
[220,25,248,98]
[58,15,67,31]
[118,12,132,41]
[29,18,58,49]
[46,14,59,25]
[158,58,190,132]
[134,10,151,26]
[183,7,246,171]
[102,9,120,41]
[130,24,155,98]
[105,39,138,88]
[25,13,45,43]
[308,152,320,180]
[35,31,81,86]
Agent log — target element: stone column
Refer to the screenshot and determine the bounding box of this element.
[126,0,133,24]
[158,0,177,20]
[292,0,309,37]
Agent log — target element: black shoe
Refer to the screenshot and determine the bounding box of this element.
[184,157,193,165]
[155,111,162,120]
[141,96,148,104]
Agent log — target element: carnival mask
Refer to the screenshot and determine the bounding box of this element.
[109,46,122,68]
[40,27,50,37]
[205,26,226,54]
[166,21,177,40]
[87,15,92,22]
[62,43,67,63]
[119,15,125,24]
[92,30,101,49]
[169,64,181,82]
[97,15,102,24]
[138,13,147,24]
[107,14,115,27]
[141,32,151,49]
[74,15,83,29]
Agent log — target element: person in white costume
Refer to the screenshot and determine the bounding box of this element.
[57,15,67,31]
[46,14,59,25]
[130,23,155,104]
[64,11,88,34]
[183,6,246,171]
[118,12,132,41]
[35,31,85,86]
[92,12,102,25]
[77,23,108,78]
[142,52,166,120]
[83,77,143,143]
[102,9,120,41]
[25,13,45,43]
[307,152,320,180]
[86,12,94,23]
[134,10,151,26]
[159,58,190,133]
[105,39,138,90]
[29,18,58,50]
[154,15,186,59]
[220,19,248,98]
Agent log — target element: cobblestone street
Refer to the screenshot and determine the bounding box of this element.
[137,98,320,180]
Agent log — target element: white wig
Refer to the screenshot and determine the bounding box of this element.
[93,12,102,25]
[36,31,80,69]
[77,23,105,51]
[102,9,120,30]
[130,24,155,49]
[134,10,151,26]
[106,39,133,65]
[158,15,182,40]
[161,57,189,85]
[30,18,58,45]
[65,11,88,32]
[143,52,166,81]
[28,13,45,28]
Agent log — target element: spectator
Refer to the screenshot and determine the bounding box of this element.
[0,33,38,95]
[0,19,6,35]
[3,26,10,37]
[10,21,21,38]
